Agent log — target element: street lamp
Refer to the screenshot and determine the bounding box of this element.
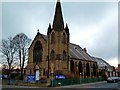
[51,63,54,87]
[80,72,82,84]
[51,72,54,87]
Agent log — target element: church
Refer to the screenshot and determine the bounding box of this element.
[26,0,98,80]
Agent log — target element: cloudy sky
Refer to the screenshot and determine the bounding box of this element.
[1,0,118,67]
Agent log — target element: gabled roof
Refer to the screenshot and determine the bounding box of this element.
[29,31,47,49]
[42,34,48,41]
[92,57,110,66]
[70,43,94,61]
[91,56,113,71]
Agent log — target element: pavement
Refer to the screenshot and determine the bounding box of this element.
[55,81,120,90]
[55,81,107,88]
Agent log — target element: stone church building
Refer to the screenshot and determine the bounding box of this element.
[26,0,98,80]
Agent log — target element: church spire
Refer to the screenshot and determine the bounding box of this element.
[53,0,64,30]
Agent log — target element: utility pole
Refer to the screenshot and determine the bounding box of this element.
[47,35,50,78]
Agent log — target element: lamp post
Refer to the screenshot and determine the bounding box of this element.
[51,63,54,87]
[51,72,54,87]
[80,72,82,84]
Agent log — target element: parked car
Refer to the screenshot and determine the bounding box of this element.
[107,77,119,83]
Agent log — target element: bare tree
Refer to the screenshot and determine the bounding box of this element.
[0,37,16,82]
[13,33,31,80]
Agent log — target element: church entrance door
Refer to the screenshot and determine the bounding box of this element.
[35,70,40,80]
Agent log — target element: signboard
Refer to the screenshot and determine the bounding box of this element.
[27,75,35,82]
[55,74,66,80]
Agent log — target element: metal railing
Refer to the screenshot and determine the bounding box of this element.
[50,77,104,87]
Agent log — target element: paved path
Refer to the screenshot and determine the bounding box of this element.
[55,81,106,88]
[55,81,119,89]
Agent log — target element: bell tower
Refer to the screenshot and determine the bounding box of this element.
[47,0,70,75]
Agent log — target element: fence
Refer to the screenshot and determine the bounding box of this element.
[2,77,104,87]
[50,77,104,87]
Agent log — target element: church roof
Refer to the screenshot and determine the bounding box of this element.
[42,34,48,41]
[28,31,47,49]
[70,43,94,61]
[91,57,113,71]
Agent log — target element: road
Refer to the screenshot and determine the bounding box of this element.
[1,81,120,90]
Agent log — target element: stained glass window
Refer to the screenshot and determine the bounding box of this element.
[33,41,43,62]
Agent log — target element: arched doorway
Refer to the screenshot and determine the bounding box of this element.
[34,65,40,80]
[78,61,83,75]
[70,60,74,72]
[35,70,40,80]
[86,63,90,77]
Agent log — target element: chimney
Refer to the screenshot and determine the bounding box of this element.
[83,48,87,53]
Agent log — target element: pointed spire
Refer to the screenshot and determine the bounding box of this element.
[48,23,51,29]
[65,24,69,34]
[57,0,60,2]
[65,24,68,29]
[47,23,52,34]
[53,0,64,30]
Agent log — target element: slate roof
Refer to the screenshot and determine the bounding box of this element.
[42,34,48,41]
[70,43,94,61]
[91,57,113,71]
[29,32,47,49]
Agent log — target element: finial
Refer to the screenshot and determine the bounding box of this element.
[37,29,39,32]
[65,24,68,29]
[66,24,68,27]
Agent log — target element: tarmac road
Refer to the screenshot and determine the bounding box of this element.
[1,80,120,90]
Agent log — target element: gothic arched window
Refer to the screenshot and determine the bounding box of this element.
[86,63,90,77]
[78,61,83,75]
[33,41,43,62]
[70,60,74,72]
[50,50,55,60]
[63,50,66,60]
[63,32,66,43]
[51,32,55,44]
